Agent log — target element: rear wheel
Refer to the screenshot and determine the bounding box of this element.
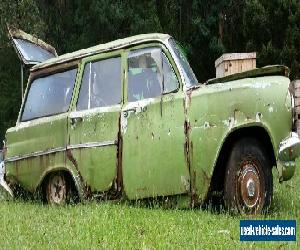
[45,172,71,205]
[224,138,273,214]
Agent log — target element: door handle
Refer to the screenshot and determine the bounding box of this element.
[70,116,83,126]
[123,108,136,118]
[123,106,147,118]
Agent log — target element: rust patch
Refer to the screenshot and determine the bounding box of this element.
[184,119,192,191]
[30,60,80,78]
[160,97,163,117]
[15,160,19,178]
[66,149,84,185]
[202,170,211,186]
[186,90,192,106]
[116,115,123,193]
[8,25,57,56]
[66,148,92,199]
[183,90,196,206]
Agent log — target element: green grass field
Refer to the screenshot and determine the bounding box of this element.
[0,168,299,249]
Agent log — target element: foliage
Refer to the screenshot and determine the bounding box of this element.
[1,0,300,145]
[0,0,46,147]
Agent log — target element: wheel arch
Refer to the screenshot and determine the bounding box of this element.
[207,125,276,198]
[35,166,83,201]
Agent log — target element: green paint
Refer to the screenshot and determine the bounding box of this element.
[3,34,297,207]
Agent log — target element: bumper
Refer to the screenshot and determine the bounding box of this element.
[0,161,14,198]
[277,132,300,181]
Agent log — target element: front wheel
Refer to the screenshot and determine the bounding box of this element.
[224,138,273,214]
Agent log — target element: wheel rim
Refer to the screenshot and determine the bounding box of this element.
[47,174,66,204]
[237,161,263,212]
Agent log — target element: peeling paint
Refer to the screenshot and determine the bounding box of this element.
[203,122,210,129]
[256,112,263,122]
[121,113,128,134]
[268,106,274,113]
[222,117,235,129]
[251,81,272,89]
[181,175,190,191]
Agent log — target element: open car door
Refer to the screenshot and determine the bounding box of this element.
[8,25,58,66]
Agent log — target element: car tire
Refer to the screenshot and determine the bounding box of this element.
[224,137,273,214]
[45,172,71,205]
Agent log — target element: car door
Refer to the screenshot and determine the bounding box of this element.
[122,45,190,199]
[68,51,123,192]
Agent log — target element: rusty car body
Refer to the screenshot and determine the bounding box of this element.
[0,27,299,214]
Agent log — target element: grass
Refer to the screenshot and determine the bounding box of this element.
[0,168,299,249]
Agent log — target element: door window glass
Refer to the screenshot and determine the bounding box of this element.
[162,53,179,93]
[128,48,162,102]
[77,57,121,110]
[21,68,77,121]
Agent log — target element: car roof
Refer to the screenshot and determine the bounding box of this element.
[31,33,171,72]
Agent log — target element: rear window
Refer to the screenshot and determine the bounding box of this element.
[21,69,77,121]
[14,39,56,64]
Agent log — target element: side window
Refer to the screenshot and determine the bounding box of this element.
[21,68,77,121]
[127,47,179,102]
[77,57,121,111]
[162,52,179,93]
[128,48,162,102]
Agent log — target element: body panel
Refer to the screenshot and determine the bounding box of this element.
[187,76,292,201]
[5,113,68,191]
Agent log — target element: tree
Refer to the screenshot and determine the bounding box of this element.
[1,0,300,147]
[0,0,46,147]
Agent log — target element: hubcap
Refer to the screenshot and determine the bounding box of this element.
[48,174,66,204]
[246,179,255,197]
[238,163,261,209]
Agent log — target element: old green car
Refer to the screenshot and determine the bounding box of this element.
[0,27,299,214]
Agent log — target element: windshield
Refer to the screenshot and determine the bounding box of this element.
[21,69,77,121]
[168,38,198,87]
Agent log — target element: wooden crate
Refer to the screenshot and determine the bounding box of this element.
[293,80,300,135]
[215,53,256,78]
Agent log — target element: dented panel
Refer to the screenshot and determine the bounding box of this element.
[122,93,190,199]
[187,76,292,202]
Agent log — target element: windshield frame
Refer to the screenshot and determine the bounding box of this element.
[167,38,199,89]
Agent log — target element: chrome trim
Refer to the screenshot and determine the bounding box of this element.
[67,140,117,150]
[5,146,66,163]
[5,140,117,163]
[278,132,300,161]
